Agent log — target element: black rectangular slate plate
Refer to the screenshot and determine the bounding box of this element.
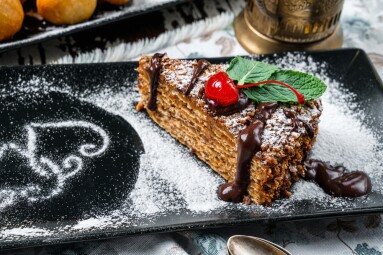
[0,48,383,251]
[0,0,190,53]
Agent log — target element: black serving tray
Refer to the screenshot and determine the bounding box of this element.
[0,48,382,251]
[0,0,191,53]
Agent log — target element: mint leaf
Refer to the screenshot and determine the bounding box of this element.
[226,56,327,103]
[226,56,279,85]
[242,70,327,103]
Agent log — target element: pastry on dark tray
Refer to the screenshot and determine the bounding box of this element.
[136,53,325,205]
[0,0,24,41]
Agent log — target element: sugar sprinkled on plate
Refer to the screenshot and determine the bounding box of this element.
[0,228,51,237]
[0,53,382,240]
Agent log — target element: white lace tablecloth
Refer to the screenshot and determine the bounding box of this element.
[2,0,383,254]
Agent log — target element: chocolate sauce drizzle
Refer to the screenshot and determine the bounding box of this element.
[283,110,315,139]
[185,60,210,96]
[209,91,250,116]
[218,102,278,203]
[283,110,299,131]
[304,159,372,197]
[147,53,165,111]
[302,121,315,139]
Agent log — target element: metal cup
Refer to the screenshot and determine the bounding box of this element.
[234,0,345,54]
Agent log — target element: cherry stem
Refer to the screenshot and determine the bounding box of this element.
[237,80,305,104]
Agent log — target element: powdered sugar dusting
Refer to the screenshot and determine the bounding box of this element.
[1,228,51,238]
[85,89,226,213]
[0,120,111,209]
[161,58,228,98]
[262,102,322,149]
[310,79,383,194]
[0,53,382,243]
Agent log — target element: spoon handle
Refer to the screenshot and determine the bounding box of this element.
[227,235,292,255]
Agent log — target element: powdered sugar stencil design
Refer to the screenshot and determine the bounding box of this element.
[0,121,110,210]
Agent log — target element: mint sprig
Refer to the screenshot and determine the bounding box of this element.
[226,56,327,103]
[226,56,278,85]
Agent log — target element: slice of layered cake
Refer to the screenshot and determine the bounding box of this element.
[136,53,325,205]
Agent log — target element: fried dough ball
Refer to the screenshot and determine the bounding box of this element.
[0,0,24,41]
[37,0,97,25]
[98,0,129,5]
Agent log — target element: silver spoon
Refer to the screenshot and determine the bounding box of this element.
[227,235,292,255]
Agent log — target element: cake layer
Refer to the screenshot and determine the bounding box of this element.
[136,54,322,205]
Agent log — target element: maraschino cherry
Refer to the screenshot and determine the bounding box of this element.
[205,72,239,107]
